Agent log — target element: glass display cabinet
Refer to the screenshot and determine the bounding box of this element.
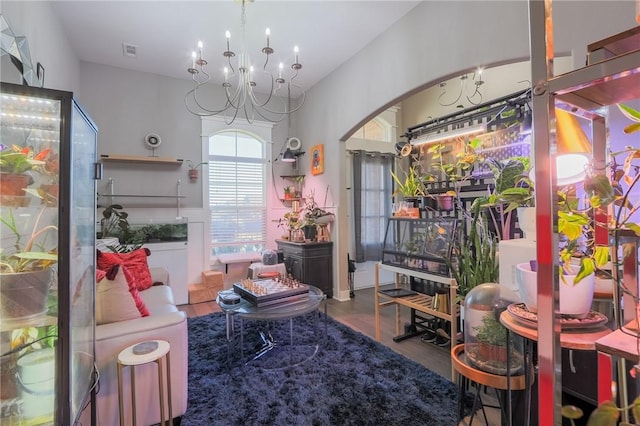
[381,217,458,276]
[0,82,98,425]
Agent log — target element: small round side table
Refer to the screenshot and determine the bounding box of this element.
[117,339,172,426]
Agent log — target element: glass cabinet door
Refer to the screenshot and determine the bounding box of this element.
[67,101,97,422]
[0,82,97,425]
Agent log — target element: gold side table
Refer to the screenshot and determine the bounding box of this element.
[117,339,172,426]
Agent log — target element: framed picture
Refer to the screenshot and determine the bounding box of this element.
[311,144,324,175]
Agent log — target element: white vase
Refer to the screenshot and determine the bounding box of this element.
[515,262,595,318]
[516,207,536,241]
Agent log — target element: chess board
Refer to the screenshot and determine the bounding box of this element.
[233,278,309,307]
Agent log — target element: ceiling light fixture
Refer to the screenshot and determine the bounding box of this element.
[412,124,485,147]
[184,0,305,124]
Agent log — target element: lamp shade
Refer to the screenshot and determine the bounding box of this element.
[530,108,592,186]
[282,148,296,162]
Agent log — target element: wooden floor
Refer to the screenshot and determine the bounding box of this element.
[178,282,501,425]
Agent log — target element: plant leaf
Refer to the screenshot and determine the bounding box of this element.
[623,122,640,134]
[586,400,619,426]
[561,405,584,420]
[618,104,640,123]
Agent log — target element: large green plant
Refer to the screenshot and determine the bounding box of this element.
[0,150,34,174]
[445,202,498,300]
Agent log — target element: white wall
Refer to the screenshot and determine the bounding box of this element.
[0,1,79,92]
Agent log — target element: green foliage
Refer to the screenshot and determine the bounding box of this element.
[473,313,507,347]
[0,208,58,273]
[428,141,480,182]
[390,167,428,198]
[484,157,534,212]
[562,396,640,426]
[0,150,34,174]
[445,202,498,299]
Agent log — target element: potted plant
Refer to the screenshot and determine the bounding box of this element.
[560,103,640,426]
[0,146,39,206]
[472,312,508,363]
[445,201,499,301]
[283,186,296,200]
[186,160,207,182]
[390,166,428,206]
[0,207,58,320]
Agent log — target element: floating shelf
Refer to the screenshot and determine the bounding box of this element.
[100,154,184,165]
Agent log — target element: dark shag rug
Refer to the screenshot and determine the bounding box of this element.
[183,312,464,426]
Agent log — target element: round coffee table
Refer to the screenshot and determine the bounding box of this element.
[217,284,327,367]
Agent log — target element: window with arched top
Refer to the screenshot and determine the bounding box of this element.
[208,130,267,256]
[351,117,392,142]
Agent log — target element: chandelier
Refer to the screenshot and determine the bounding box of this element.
[438,69,485,108]
[184,0,305,124]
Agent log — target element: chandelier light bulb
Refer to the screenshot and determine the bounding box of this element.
[191,51,196,68]
[197,40,203,58]
[294,45,299,63]
[225,30,230,40]
[279,63,283,78]
[266,28,270,47]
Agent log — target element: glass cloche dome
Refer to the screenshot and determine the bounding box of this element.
[261,249,278,265]
[463,283,523,376]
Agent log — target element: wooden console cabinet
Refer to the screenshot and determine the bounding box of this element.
[276,240,334,298]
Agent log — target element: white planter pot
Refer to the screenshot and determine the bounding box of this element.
[516,207,536,241]
[17,348,55,420]
[515,262,595,318]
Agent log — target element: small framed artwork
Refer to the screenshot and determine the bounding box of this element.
[311,144,324,175]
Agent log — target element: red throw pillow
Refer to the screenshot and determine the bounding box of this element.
[119,264,150,317]
[97,248,153,291]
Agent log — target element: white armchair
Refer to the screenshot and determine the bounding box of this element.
[94,267,188,426]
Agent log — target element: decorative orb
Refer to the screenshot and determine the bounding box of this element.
[262,250,278,265]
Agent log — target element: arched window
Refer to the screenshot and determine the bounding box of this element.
[208,130,267,256]
[351,117,392,142]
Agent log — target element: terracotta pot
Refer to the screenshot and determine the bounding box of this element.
[477,342,508,363]
[0,173,31,207]
[188,169,199,182]
[437,195,454,211]
[0,173,30,196]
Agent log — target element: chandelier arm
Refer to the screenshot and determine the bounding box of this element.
[227,55,236,74]
[438,82,462,107]
[224,84,244,110]
[185,90,228,117]
[247,78,275,108]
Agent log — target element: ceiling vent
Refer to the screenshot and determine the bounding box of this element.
[122,43,138,57]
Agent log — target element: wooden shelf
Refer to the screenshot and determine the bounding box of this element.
[100,154,184,165]
[280,175,305,180]
[280,198,301,202]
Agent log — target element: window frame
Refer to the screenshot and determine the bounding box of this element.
[200,116,274,263]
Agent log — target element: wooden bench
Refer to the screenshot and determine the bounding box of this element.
[217,252,262,273]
